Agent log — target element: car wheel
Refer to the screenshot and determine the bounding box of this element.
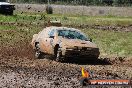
[56,49,62,61]
[35,43,44,59]
[35,50,42,59]
[54,45,63,62]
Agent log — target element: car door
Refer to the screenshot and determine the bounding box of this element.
[44,28,56,55]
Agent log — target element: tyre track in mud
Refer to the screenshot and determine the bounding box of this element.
[66,24,132,32]
[0,21,132,32]
[0,39,132,87]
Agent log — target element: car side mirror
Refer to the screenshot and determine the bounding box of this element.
[49,36,54,39]
[89,38,92,42]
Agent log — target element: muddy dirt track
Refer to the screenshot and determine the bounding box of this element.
[0,21,132,32]
[0,35,132,88]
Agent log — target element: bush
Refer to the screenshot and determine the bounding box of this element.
[46,5,53,14]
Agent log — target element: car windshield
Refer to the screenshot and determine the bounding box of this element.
[58,29,88,41]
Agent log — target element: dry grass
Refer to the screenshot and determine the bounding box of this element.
[15,4,132,17]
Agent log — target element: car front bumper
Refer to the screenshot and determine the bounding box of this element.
[61,47,100,58]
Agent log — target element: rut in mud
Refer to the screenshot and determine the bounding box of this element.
[1,38,132,66]
[1,21,132,32]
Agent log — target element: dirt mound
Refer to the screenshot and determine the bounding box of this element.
[1,41,34,60]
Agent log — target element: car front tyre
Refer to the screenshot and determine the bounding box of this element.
[54,45,63,62]
[56,49,62,62]
[35,50,42,59]
[35,43,44,59]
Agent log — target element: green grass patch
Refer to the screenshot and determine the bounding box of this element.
[45,14,132,26]
[0,13,132,26]
[81,29,132,57]
[0,25,16,30]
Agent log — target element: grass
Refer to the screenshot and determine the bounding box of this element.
[0,13,132,26]
[81,29,132,57]
[0,25,16,30]
[45,14,132,26]
[0,13,132,57]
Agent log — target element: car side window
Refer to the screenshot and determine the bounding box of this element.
[48,29,56,37]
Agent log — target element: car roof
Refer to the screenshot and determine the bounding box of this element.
[46,26,81,32]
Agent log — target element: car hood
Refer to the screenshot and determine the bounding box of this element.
[59,38,98,48]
